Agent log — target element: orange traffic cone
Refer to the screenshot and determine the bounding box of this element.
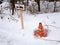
[38,29,47,37]
[34,22,48,37]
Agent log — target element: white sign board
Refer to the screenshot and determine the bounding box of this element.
[15,4,24,10]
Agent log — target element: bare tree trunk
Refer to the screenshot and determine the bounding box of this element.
[54,1,56,12]
[10,2,15,15]
[27,0,29,6]
[10,0,17,15]
[35,0,40,12]
[0,0,2,4]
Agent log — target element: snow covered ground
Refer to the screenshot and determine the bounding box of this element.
[0,11,60,45]
[0,1,60,45]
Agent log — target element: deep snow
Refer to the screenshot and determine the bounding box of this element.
[0,11,60,45]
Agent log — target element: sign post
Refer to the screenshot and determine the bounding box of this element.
[20,8,24,29]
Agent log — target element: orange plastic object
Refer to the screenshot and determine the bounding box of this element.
[38,22,43,29]
[34,22,47,37]
[39,29,47,37]
[34,29,47,37]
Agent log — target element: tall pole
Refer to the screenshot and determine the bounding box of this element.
[20,8,24,29]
